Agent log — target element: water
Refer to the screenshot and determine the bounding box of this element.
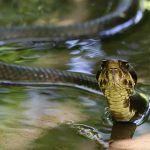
[0,0,150,149]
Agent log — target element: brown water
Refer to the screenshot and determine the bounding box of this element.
[0,0,150,149]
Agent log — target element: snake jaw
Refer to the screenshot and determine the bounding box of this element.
[97,59,137,121]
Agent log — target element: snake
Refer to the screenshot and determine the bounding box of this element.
[0,0,148,146]
[0,0,148,124]
[0,59,149,123]
[96,59,149,122]
[0,0,143,44]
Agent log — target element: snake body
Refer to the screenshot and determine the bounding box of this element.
[0,0,142,43]
[0,61,100,92]
[0,60,149,122]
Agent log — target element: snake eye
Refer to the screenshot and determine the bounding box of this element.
[124,63,129,69]
[120,60,129,69]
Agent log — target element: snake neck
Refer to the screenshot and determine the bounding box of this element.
[105,85,135,121]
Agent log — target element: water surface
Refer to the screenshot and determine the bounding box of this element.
[0,0,150,149]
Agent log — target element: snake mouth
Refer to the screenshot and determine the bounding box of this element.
[109,68,118,69]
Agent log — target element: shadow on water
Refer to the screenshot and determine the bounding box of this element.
[0,0,149,149]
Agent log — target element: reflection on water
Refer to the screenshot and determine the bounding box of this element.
[0,0,150,149]
[67,39,105,74]
[0,86,107,149]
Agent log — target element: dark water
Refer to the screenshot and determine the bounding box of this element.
[0,0,150,149]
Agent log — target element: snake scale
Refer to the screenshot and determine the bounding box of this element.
[0,0,149,123]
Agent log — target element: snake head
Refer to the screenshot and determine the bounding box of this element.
[96,59,137,95]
